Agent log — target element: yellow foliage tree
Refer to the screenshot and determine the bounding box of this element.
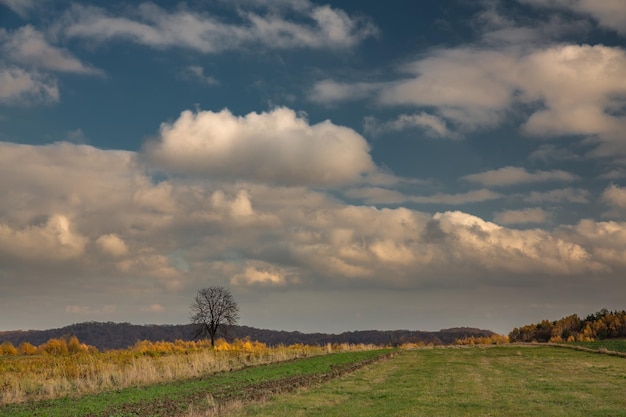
[17,342,38,355]
[39,338,69,356]
[0,341,18,356]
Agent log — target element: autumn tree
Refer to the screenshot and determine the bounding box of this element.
[190,286,240,347]
[17,342,37,355]
[0,341,17,356]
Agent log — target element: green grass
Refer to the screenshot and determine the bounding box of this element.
[234,346,626,417]
[568,339,626,352]
[0,349,390,417]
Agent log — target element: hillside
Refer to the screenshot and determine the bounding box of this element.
[0,322,495,350]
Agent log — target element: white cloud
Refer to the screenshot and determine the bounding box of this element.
[231,261,298,287]
[96,234,129,257]
[494,208,551,225]
[379,48,518,131]
[61,2,377,53]
[0,214,87,262]
[2,26,102,75]
[602,184,626,218]
[0,66,59,104]
[316,41,626,156]
[518,45,626,142]
[142,107,377,186]
[462,166,578,187]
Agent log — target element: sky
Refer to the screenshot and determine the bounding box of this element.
[1,0,626,335]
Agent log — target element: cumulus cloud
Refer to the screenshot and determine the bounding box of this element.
[462,166,578,187]
[0,66,59,104]
[142,107,377,186]
[0,214,87,262]
[2,26,102,75]
[231,260,299,287]
[602,183,626,217]
[96,234,129,257]
[314,39,626,156]
[3,139,626,328]
[494,208,551,225]
[60,2,377,53]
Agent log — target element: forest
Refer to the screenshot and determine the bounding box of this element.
[508,309,626,343]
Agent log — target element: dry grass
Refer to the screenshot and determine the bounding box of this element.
[0,338,353,405]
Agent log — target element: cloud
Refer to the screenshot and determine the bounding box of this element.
[61,2,377,53]
[0,0,38,17]
[520,0,626,35]
[179,65,218,86]
[494,208,551,225]
[2,26,102,75]
[364,112,459,139]
[602,184,626,218]
[344,187,407,205]
[462,166,578,187]
[309,79,381,104]
[0,214,87,262]
[314,39,626,157]
[231,260,299,287]
[0,66,59,104]
[1,138,626,311]
[523,188,590,204]
[142,107,377,186]
[409,189,502,205]
[344,186,501,206]
[96,234,129,257]
[65,304,117,315]
[529,144,582,163]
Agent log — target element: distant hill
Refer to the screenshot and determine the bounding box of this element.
[0,322,496,351]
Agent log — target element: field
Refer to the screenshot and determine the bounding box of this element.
[2,345,626,416]
[231,346,626,417]
[567,339,626,353]
[0,349,390,417]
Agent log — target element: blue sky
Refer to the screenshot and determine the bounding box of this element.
[1,0,626,334]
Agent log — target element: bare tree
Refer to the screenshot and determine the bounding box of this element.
[190,286,240,347]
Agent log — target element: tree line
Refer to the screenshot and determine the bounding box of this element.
[508,309,626,343]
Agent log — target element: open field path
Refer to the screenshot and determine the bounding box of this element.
[233,346,626,417]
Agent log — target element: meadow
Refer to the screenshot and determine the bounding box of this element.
[3,341,626,416]
[230,346,626,417]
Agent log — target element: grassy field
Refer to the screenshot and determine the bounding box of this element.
[0,349,390,417]
[232,346,626,417]
[567,339,626,353]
